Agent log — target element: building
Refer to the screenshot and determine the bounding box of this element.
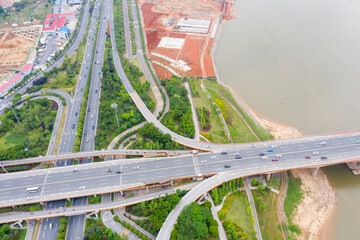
[21,63,32,75]
[42,18,59,35]
[57,17,65,28]
[58,26,70,39]
[0,0,12,8]
[0,75,23,97]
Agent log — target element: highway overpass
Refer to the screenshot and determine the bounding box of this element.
[0,132,360,209]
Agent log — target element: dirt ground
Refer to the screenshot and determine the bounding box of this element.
[0,27,37,79]
[291,168,336,240]
[140,0,234,79]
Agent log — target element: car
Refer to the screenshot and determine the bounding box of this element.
[319,142,326,146]
[321,156,328,160]
[275,154,282,158]
[91,114,93,119]
[272,158,279,162]
[87,108,90,112]
[259,153,265,156]
[267,149,274,152]
[107,169,112,172]
[86,66,88,69]
[116,170,121,174]
[262,156,268,160]
[86,137,89,143]
[312,151,319,155]
[78,186,86,190]
[249,144,255,148]
[235,156,242,159]
[75,131,77,135]
[200,160,207,163]
[221,152,227,155]
[211,156,216,159]
[96,50,98,53]
[84,131,87,135]
[92,125,95,130]
[305,155,311,159]
[73,168,78,172]
[233,153,239,156]
[224,165,231,168]
[133,166,140,170]
[99,72,101,75]
[271,145,278,149]
[79,158,83,162]
[64,161,68,166]
[75,112,78,116]
[95,89,98,93]
[81,88,83,92]
[49,223,53,230]
[97,61,100,64]
[72,124,75,129]
[355,140,360,144]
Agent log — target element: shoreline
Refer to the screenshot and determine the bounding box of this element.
[210,5,336,239]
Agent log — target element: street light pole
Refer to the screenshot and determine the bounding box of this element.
[111,103,120,128]
[246,133,249,143]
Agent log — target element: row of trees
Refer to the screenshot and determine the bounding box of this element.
[95,38,144,149]
[0,98,57,161]
[211,178,244,205]
[170,201,219,240]
[223,220,252,240]
[113,216,151,240]
[56,217,69,240]
[128,123,186,150]
[126,189,188,235]
[197,107,211,131]
[160,76,195,138]
[84,218,128,240]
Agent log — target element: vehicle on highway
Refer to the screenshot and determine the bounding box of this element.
[312,151,319,155]
[78,186,86,190]
[88,107,90,112]
[73,168,78,172]
[321,156,328,160]
[319,142,327,146]
[267,149,274,152]
[75,131,77,135]
[116,170,121,174]
[224,165,231,168]
[271,145,278,149]
[91,114,93,119]
[92,125,95,130]
[72,124,75,129]
[107,169,112,172]
[233,153,239,156]
[305,155,311,159]
[262,156,268,160]
[235,156,242,159]
[49,223,52,230]
[259,153,265,156]
[97,61,100,64]
[81,88,83,92]
[27,187,40,193]
[84,131,87,135]
[95,89,98,93]
[221,152,227,155]
[65,161,68,166]
[250,144,255,148]
[96,50,98,53]
[86,66,88,69]
[272,158,279,162]
[210,156,216,159]
[86,137,89,143]
[79,158,83,162]
[275,154,282,158]
[75,112,78,116]
[200,160,207,163]
[355,140,360,144]
[133,166,140,170]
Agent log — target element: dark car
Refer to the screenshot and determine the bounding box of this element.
[87,108,90,112]
[224,165,231,168]
[321,156,328,160]
[235,156,242,159]
[116,170,121,174]
[75,112,78,117]
[221,152,227,155]
[95,89,98,93]
[107,169,112,172]
[84,131,87,135]
[80,88,83,92]
[92,125,95,130]
[259,153,265,156]
[71,124,75,129]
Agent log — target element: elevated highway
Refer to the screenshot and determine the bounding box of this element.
[0,132,359,209]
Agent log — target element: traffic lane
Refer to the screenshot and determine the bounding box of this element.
[38,217,61,240]
[0,174,45,191]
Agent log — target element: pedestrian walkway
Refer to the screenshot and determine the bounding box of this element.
[185,82,200,141]
[207,193,228,240]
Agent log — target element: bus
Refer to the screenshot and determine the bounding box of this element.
[26,187,40,193]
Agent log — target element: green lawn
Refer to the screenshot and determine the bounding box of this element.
[252,190,283,240]
[191,79,228,143]
[19,229,27,240]
[207,89,258,143]
[204,79,274,141]
[266,173,282,191]
[224,194,254,238]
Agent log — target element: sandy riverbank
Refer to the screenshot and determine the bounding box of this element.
[210,5,336,239]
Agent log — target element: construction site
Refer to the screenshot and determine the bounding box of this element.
[0,25,41,81]
[139,0,235,79]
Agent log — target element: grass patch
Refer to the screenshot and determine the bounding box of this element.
[266,173,282,191]
[252,190,283,239]
[207,89,259,143]
[88,195,102,205]
[204,79,274,141]
[19,229,27,240]
[191,79,227,143]
[224,193,255,238]
[66,200,72,207]
[52,105,67,154]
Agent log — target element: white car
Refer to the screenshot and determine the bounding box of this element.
[262,156,268,160]
[249,144,255,148]
[78,186,86,190]
[133,166,140,170]
[312,151,319,155]
[200,160,208,163]
[275,154,282,158]
[271,145,278,149]
[211,156,216,159]
[233,153,239,156]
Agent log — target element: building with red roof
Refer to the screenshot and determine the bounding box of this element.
[57,17,66,28]
[0,75,24,97]
[21,63,33,75]
[44,19,51,28]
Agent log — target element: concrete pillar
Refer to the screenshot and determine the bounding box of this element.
[146,187,149,191]
[2,166,7,173]
[113,155,116,160]
[266,173,271,181]
[16,221,23,228]
[312,167,320,177]
[120,191,124,196]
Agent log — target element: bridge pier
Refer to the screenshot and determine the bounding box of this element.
[266,173,271,181]
[312,167,320,177]
[113,155,116,160]
[2,166,7,173]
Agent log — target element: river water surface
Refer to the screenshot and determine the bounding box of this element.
[214,0,360,239]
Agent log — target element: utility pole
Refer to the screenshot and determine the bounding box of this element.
[111,103,120,128]
[246,133,249,143]
[10,104,22,127]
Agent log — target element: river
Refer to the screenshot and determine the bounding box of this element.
[214,0,360,239]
